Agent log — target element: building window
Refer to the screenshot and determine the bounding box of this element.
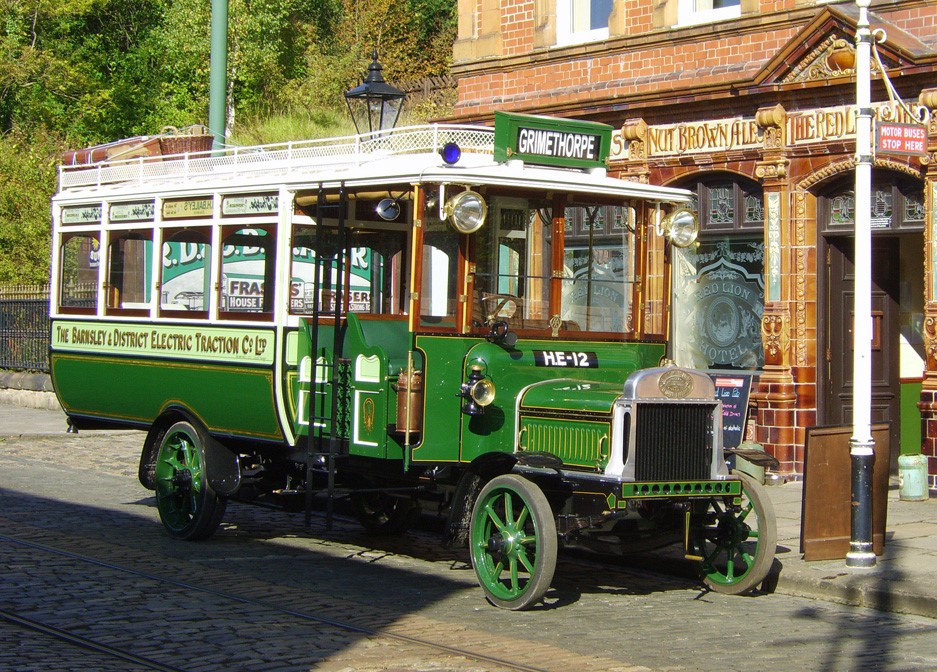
[820,173,925,233]
[677,0,740,26]
[556,0,613,46]
[672,176,765,371]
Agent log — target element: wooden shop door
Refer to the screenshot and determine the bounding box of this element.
[822,235,900,469]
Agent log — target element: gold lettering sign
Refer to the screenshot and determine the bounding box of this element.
[163,198,214,219]
[645,119,763,157]
[630,102,926,160]
[787,103,923,145]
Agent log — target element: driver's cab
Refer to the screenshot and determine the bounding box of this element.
[420,189,675,343]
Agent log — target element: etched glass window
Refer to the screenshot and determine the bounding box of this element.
[674,238,765,370]
[744,191,764,225]
[707,183,735,227]
[904,189,925,224]
[830,192,855,227]
[673,175,764,370]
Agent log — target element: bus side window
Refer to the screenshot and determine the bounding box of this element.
[59,233,100,313]
[473,201,551,330]
[220,225,275,318]
[105,230,153,315]
[351,229,407,315]
[160,228,211,316]
[420,219,457,326]
[289,226,406,316]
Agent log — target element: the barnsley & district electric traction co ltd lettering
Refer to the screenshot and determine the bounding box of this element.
[534,350,598,368]
[517,128,600,161]
[52,321,274,365]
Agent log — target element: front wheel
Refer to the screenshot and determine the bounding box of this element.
[688,470,776,594]
[469,474,557,610]
[154,421,226,540]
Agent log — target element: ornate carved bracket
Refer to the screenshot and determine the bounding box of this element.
[618,118,650,182]
[762,309,791,368]
[924,312,937,372]
[755,104,787,151]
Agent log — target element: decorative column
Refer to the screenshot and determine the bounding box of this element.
[617,118,651,184]
[751,104,799,474]
[918,88,937,489]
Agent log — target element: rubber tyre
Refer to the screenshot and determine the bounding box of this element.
[469,474,557,610]
[690,470,777,594]
[154,421,227,540]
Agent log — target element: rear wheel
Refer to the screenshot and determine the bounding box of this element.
[688,470,776,594]
[154,421,226,540]
[469,474,557,610]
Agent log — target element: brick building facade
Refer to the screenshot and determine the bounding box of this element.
[447,0,937,481]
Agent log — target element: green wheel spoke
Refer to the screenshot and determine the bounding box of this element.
[503,492,514,526]
[483,502,506,532]
[724,559,736,581]
[515,505,529,529]
[509,558,520,593]
[516,546,535,574]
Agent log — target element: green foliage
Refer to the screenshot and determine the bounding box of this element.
[0,126,64,283]
[0,0,457,283]
[230,105,355,146]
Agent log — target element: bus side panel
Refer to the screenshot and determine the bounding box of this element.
[288,317,411,460]
[411,335,479,464]
[51,353,282,441]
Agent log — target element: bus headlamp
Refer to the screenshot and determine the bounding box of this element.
[444,190,487,234]
[658,208,699,248]
[460,365,496,416]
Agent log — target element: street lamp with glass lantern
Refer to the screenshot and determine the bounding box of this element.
[344,50,407,135]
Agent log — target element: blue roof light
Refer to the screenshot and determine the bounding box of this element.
[440,142,461,165]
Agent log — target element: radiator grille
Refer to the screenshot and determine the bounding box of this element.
[520,417,609,470]
[633,403,714,481]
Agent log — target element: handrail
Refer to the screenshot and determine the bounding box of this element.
[58,124,495,192]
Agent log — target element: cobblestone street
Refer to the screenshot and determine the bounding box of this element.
[3,430,937,671]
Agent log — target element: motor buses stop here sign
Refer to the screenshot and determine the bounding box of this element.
[876,122,926,156]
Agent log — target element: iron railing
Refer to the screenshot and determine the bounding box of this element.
[0,284,50,371]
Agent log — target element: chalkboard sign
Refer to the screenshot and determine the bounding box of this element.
[709,374,753,449]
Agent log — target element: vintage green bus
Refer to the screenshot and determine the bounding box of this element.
[50,112,776,609]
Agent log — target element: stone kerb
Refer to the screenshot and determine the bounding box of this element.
[0,371,61,411]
